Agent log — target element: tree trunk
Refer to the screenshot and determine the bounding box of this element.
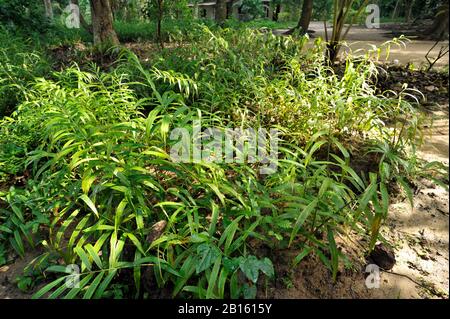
[71,0,93,34]
[405,0,414,23]
[284,0,313,35]
[89,0,119,46]
[215,0,227,24]
[391,0,401,19]
[273,4,281,22]
[267,2,273,20]
[193,2,199,19]
[426,4,449,40]
[156,0,164,48]
[296,0,313,33]
[43,0,53,21]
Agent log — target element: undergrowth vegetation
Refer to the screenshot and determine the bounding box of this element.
[0,25,447,299]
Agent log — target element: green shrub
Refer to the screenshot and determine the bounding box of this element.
[0,0,50,33]
[0,28,51,117]
[0,27,446,300]
[114,19,215,43]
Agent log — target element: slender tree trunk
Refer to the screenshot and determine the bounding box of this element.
[193,2,199,19]
[215,0,227,24]
[43,0,53,21]
[391,0,401,19]
[267,2,274,20]
[156,0,164,48]
[326,0,370,63]
[89,0,119,46]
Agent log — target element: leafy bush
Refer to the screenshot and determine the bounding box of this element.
[114,19,215,43]
[0,28,51,117]
[235,0,265,21]
[0,0,50,33]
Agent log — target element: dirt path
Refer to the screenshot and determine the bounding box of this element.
[373,108,449,298]
[274,22,449,68]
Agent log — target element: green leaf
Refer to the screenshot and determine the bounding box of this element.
[230,271,240,299]
[125,232,145,255]
[223,257,239,273]
[85,244,103,269]
[331,138,350,159]
[109,233,125,269]
[289,199,318,246]
[242,283,257,299]
[79,195,98,218]
[293,246,313,266]
[64,273,94,299]
[74,246,92,271]
[114,199,128,232]
[218,216,243,254]
[207,183,225,205]
[217,268,228,299]
[45,265,71,273]
[319,178,332,197]
[327,226,339,282]
[206,255,222,299]
[398,177,414,208]
[11,231,25,257]
[239,255,260,284]
[32,276,67,299]
[305,140,326,166]
[258,258,274,278]
[93,270,117,298]
[182,285,207,298]
[81,174,96,195]
[380,183,389,216]
[83,272,105,299]
[208,202,220,237]
[196,243,221,274]
[173,255,196,297]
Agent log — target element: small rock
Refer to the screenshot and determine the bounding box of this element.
[369,244,396,270]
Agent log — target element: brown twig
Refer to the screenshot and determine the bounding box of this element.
[425,40,450,72]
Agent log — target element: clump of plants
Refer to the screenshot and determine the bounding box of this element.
[0,27,447,299]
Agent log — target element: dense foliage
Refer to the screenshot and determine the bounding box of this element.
[1,21,446,299]
[0,0,50,32]
[0,0,448,300]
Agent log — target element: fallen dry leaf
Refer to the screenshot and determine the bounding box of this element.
[146,220,168,243]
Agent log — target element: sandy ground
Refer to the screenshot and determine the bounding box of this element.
[375,108,449,298]
[275,22,449,68]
